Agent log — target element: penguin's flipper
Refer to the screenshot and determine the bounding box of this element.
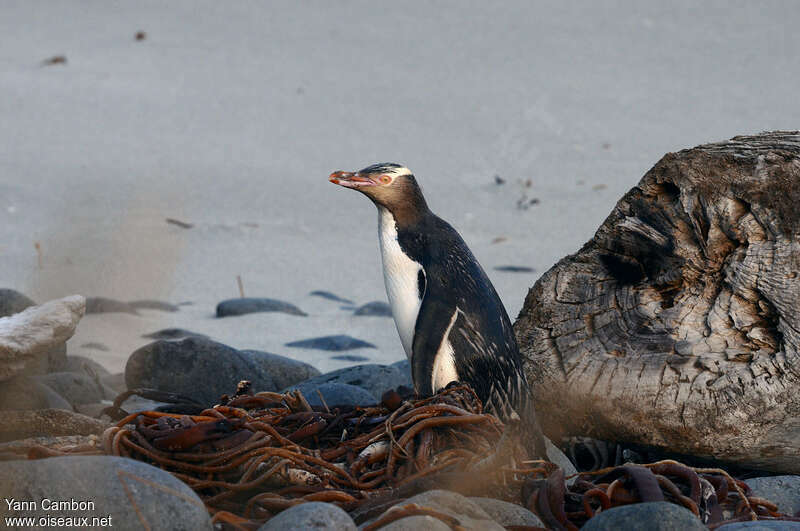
[410,289,456,397]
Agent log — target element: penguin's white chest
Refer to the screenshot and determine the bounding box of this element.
[378,208,423,359]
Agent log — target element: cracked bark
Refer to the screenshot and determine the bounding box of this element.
[515,131,800,473]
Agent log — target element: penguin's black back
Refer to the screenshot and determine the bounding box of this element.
[397,213,528,418]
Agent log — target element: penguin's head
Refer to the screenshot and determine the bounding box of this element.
[329,163,428,220]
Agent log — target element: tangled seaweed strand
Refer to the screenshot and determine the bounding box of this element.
[98,385,527,529]
[23,383,798,530]
[522,460,800,530]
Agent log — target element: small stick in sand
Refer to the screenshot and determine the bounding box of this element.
[34,242,42,269]
[166,218,193,229]
[236,275,245,298]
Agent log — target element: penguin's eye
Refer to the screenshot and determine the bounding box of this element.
[379,175,392,184]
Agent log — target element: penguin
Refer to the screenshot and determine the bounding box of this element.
[329,163,546,457]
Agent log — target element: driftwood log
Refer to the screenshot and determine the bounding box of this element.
[515,131,800,473]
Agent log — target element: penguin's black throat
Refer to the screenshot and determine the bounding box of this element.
[329,163,429,226]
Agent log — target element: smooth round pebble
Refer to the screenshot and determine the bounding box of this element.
[285,335,376,351]
[258,501,356,530]
[370,515,452,531]
[717,522,800,530]
[745,476,800,517]
[285,363,411,401]
[580,502,705,530]
[296,382,377,407]
[216,297,306,317]
[0,456,213,530]
[469,497,543,527]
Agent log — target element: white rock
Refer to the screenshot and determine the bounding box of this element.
[0,295,85,382]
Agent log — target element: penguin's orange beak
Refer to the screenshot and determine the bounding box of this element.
[329,171,378,189]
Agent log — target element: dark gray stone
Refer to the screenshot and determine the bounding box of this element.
[493,265,535,273]
[239,350,320,389]
[141,328,208,340]
[75,402,111,419]
[42,344,68,374]
[373,515,451,531]
[128,299,180,312]
[102,372,126,394]
[61,355,111,378]
[717,522,800,530]
[0,375,71,411]
[125,337,278,406]
[0,288,35,317]
[284,363,412,401]
[745,476,800,518]
[120,396,170,414]
[390,359,410,371]
[353,301,393,317]
[285,335,376,351]
[85,297,139,314]
[290,382,377,407]
[0,456,213,530]
[34,371,112,406]
[380,490,503,530]
[469,497,543,527]
[216,297,306,317]
[331,354,370,362]
[309,290,354,304]
[258,501,356,530]
[580,502,705,531]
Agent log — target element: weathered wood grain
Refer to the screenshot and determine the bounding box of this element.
[515,131,800,473]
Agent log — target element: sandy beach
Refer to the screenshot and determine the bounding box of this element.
[2,1,799,375]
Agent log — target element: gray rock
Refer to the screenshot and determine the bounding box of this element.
[0,288,35,317]
[125,337,279,406]
[142,328,208,340]
[259,501,356,531]
[0,295,85,382]
[494,265,535,273]
[581,502,705,531]
[239,350,320,389]
[85,296,139,314]
[34,371,112,406]
[285,335,376,351]
[353,301,393,317]
[0,456,213,531]
[295,382,377,407]
[0,409,107,442]
[745,476,800,517]
[61,355,112,378]
[216,297,307,317]
[119,396,170,414]
[382,490,503,530]
[469,497,544,527]
[75,402,112,419]
[102,372,126,394]
[369,515,451,531]
[331,355,370,362]
[284,363,412,401]
[79,342,110,351]
[128,299,180,312]
[22,343,67,376]
[391,359,410,372]
[0,375,71,411]
[717,523,800,530]
[309,290,354,304]
[546,437,578,485]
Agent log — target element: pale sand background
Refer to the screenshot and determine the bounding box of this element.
[1,1,799,375]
